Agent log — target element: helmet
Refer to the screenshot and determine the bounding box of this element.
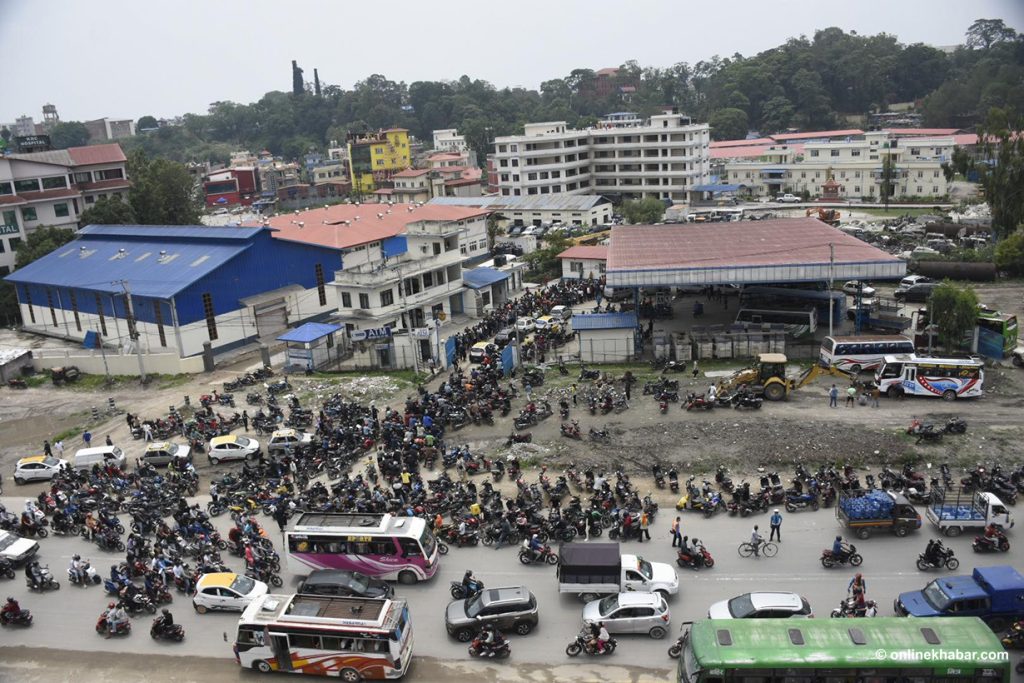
[836,535,842,541]
[6,597,13,603]
[774,509,780,513]
[73,554,80,561]
[162,609,170,616]
[108,602,116,608]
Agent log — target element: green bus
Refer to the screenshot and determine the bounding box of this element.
[976,310,1019,356]
[678,617,1010,683]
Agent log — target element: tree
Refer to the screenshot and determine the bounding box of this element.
[621,197,666,224]
[994,228,1024,276]
[0,226,78,324]
[49,121,90,149]
[709,107,749,141]
[79,197,136,226]
[137,115,158,130]
[880,153,896,210]
[928,281,979,352]
[522,233,570,280]
[127,150,202,225]
[965,19,1018,50]
[977,110,1024,239]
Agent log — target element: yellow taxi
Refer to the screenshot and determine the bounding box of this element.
[14,454,68,484]
[193,572,268,613]
[534,315,562,333]
[208,434,260,465]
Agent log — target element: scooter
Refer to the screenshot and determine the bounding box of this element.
[96,611,131,636]
[150,617,185,641]
[26,566,60,592]
[68,561,102,586]
[450,579,484,600]
[0,608,32,626]
[468,634,511,658]
[785,492,820,512]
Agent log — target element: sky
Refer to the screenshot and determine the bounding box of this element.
[1,0,1023,124]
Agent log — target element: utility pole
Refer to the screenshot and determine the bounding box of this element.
[113,280,147,383]
[828,243,835,338]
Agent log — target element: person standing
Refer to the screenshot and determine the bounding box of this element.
[82,430,92,447]
[828,384,839,408]
[273,503,289,534]
[242,411,249,431]
[43,440,52,457]
[524,383,533,402]
[769,509,782,542]
[143,423,153,442]
[691,361,699,380]
[571,383,578,406]
[871,385,880,408]
[846,385,857,407]
[53,440,64,457]
[638,511,650,543]
[671,517,682,547]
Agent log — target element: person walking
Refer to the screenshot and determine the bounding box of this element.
[670,517,682,547]
[242,411,249,431]
[846,384,857,407]
[273,503,289,534]
[828,384,839,408]
[691,361,699,380]
[82,430,92,447]
[571,383,578,406]
[769,509,782,542]
[524,383,533,402]
[105,435,113,447]
[53,440,64,457]
[142,423,153,442]
[638,511,650,543]
[43,440,52,457]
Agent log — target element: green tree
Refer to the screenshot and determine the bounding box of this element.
[709,107,749,141]
[965,19,1018,50]
[621,197,666,224]
[977,110,1024,239]
[79,197,136,225]
[127,150,201,225]
[928,281,979,351]
[0,226,79,324]
[137,115,158,130]
[994,228,1024,276]
[522,233,570,280]
[49,121,90,149]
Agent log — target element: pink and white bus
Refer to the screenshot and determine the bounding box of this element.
[286,513,439,584]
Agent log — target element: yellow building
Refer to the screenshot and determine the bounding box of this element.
[347,128,411,195]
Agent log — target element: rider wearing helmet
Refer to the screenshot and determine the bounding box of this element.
[529,533,542,560]
[1,597,21,620]
[849,572,866,596]
[832,536,847,561]
[105,601,127,637]
[70,554,85,585]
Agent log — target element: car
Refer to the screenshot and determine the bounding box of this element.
[910,246,941,258]
[846,298,880,320]
[13,455,68,484]
[894,282,939,303]
[581,592,671,639]
[208,435,260,465]
[1012,345,1024,368]
[445,585,539,642]
[777,193,800,203]
[192,572,268,614]
[515,318,535,334]
[549,305,573,322]
[267,429,314,454]
[0,530,39,565]
[468,341,496,364]
[899,274,932,288]
[842,280,876,298]
[494,327,516,347]
[140,442,191,468]
[534,315,561,333]
[707,591,813,619]
[298,569,395,599]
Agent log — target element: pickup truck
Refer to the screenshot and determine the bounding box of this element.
[926,488,1014,537]
[557,542,679,602]
[837,490,922,539]
[0,529,39,565]
[776,193,800,203]
[894,565,1024,631]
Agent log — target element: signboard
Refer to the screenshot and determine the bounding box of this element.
[0,223,21,236]
[350,326,392,341]
[15,135,51,152]
[286,347,312,366]
[411,328,431,339]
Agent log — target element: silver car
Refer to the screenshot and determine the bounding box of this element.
[707,591,813,619]
[581,592,671,639]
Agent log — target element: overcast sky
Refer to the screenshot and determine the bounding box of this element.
[2,0,1023,123]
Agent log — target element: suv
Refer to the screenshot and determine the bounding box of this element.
[708,591,813,619]
[298,569,394,599]
[895,282,939,303]
[267,429,314,454]
[445,585,539,642]
[494,327,515,347]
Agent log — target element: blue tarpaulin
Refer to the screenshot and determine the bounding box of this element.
[462,267,510,290]
[571,312,638,331]
[501,344,515,376]
[445,336,457,366]
[277,322,341,344]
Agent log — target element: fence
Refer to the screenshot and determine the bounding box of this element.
[32,348,205,375]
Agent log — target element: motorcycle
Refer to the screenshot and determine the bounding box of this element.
[0,558,15,580]
[68,561,102,586]
[566,627,617,656]
[943,416,967,434]
[96,611,132,637]
[519,540,558,565]
[676,540,715,569]
[916,545,959,571]
[668,469,679,494]
[0,608,32,626]
[1000,621,1024,649]
[505,432,532,447]
[731,394,763,410]
[560,421,581,440]
[150,617,185,642]
[659,397,669,414]
[468,634,511,658]
[26,566,60,592]
[907,419,942,444]
[785,492,820,512]
[830,597,878,618]
[450,579,484,600]
[684,393,714,411]
[588,427,609,443]
[821,544,863,568]
[973,531,1010,553]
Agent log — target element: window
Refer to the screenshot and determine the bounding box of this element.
[0,240,4,253]
[290,633,322,649]
[69,290,81,331]
[380,289,394,306]
[315,264,327,306]
[422,271,433,287]
[41,176,68,190]
[73,171,92,184]
[153,301,166,347]
[21,207,37,222]
[932,186,939,194]
[341,292,352,308]
[0,182,11,195]
[95,294,107,336]
[851,150,861,157]
[96,169,124,180]
[85,195,95,204]
[202,293,218,340]
[809,150,819,157]
[830,150,840,157]
[23,287,35,324]
[358,293,370,309]
[14,179,40,193]
[54,203,70,218]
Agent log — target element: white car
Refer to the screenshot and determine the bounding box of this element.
[193,572,268,614]
[777,193,800,203]
[0,530,39,565]
[841,280,876,298]
[581,592,671,639]
[515,318,535,334]
[13,455,68,484]
[267,429,314,454]
[708,591,813,619]
[208,435,260,465]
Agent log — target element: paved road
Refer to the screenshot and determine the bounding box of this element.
[1,493,1021,682]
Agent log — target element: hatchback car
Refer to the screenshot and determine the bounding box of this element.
[899,274,932,288]
[14,455,68,484]
[141,442,192,467]
[494,327,515,347]
[267,429,314,454]
[842,280,876,298]
[534,315,561,333]
[298,569,394,599]
[445,585,539,642]
[515,318,535,334]
[707,591,813,619]
[469,341,495,364]
[582,592,671,639]
[193,572,268,614]
[208,435,260,465]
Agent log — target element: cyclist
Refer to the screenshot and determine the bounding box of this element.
[750,525,764,557]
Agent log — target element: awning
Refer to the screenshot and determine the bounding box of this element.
[462,267,510,290]
[277,322,341,344]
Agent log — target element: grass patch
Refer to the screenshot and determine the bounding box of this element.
[52,425,84,442]
[24,375,49,388]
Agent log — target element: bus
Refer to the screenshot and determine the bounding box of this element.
[820,335,915,373]
[677,617,1010,683]
[735,308,818,337]
[875,354,984,400]
[285,513,439,584]
[740,286,846,327]
[234,593,412,680]
[976,309,1018,357]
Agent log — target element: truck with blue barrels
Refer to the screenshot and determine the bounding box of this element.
[836,489,922,539]
[926,487,1014,537]
[894,565,1024,631]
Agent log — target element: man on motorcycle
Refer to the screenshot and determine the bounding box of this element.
[462,570,480,594]
[2,597,22,620]
[69,555,85,585]
[105,601,127,637]
[528,533,543,561]
[678,535,692,563]
[832,536,850,563]
[979,523,1001,550]
[154,608,174,634]
[925,539,944,565]
[25,561,42,589]
[480,623,504,656]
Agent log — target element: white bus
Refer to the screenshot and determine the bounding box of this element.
[820,335,915,373]
[735,307,818,337]
[285,513,439,584]
[875,354,984,400]
[233,593,412,680]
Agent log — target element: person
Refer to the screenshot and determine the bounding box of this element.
[678,535,692,561]
[852,590,867,617]
[83,430,92,447]
[597,621,610,653]
[622,512,634,540]
[70,555,85,585]
[586,620,601,653]
[528,533,542,560]
[832,536,848,562]
[692,360,699,379]
[750,525,764,557]
[142,423,153,442]
[571,383,578,406]
[209,482,220,507]
[105,435,113,446]
[769,509,783,542]
[462,570,480,595]
[53,439,64,457]
[106,601,127,637]
[85,512,99,541]
[2,597,22,621]
[43,440,52,457]
[828,384,839,408]
[494,515,511,550]
[870,385,881,408]
[978,523,1001,550]
[671,517,682,548]
[848,572,866,597]
[846,385,857,407]
[524,383,533,402]
[707,384,718,402]
[25,561,43,589]
[155,608,174,634]
[273,503,289,533]
[638,510,650,543]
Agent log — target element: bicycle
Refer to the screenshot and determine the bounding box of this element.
[737,540,778,558]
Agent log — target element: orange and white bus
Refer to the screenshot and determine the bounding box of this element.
[233,593,412,681]
[820,334,915,373]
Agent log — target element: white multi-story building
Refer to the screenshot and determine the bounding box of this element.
[718,131,954,200]
[429,195,613,229]
[432,129,469,153]
[491,109,711,202]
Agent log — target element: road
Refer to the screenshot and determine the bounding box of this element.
[1,493,1021,682]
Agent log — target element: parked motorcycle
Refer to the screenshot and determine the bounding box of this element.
[943,416,967,434]
[907,419,943,444]
[560,421,581,440]
[785,492,820,512]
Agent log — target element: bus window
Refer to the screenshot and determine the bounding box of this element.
[370,540,396,555]
[290,633,322,649]
[823,338,836,353]
[836,344,849,355]
[880,363,902,379]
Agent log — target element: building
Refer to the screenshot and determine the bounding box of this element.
[11,116,36,137]
[432,129,469,154]
[557,245,608,280]
[84,118,136,143]
[348,129,412,195]
[491,108,711,202]
[387,167,484,204]
[202,167,261,207]
[3,225,342,359]
[573,312,638,363]
[429,194,613,229]
[256,152,302,198]
[0,143,130,274]
[715,130,955,200]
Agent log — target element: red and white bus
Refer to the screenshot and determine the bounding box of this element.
[820,334,915,373]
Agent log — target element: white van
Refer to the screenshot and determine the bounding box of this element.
[73,445,126,471]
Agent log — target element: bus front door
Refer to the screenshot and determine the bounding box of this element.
[271,634,293,671]
[905,367,917,394]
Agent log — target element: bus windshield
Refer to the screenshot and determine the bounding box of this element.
[419,526,436,557]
